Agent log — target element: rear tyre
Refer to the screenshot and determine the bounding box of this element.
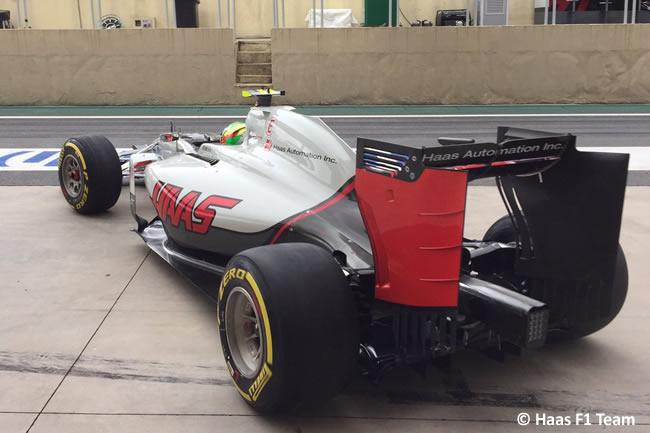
[217,243,359,413]
[483,215,516,243]
[57,135,122,214]
[483,215,628,338]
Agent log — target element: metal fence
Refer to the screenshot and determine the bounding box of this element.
[6,0,647,31]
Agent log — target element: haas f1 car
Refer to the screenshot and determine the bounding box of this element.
[57,90,629,412]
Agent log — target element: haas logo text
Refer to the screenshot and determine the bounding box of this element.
[152,181,242,234]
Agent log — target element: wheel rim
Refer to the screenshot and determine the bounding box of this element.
[62,154,84,199]
[225,287,263,378]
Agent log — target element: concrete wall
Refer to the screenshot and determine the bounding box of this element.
[0,28,237,105]
[272,25,650,105]
[0,0,535,31]
[1,25,649,105]
[508,1,535,26]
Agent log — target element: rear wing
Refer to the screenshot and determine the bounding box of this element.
[358,126,571,182]
[355,127,628,312]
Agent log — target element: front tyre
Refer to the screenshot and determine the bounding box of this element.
[57,135,122,214]
[217,243,359,413]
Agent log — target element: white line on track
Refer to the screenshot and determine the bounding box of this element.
[1,147,649,171]
[1,113,650,120]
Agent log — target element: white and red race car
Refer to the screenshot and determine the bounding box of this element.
[57,90,629,413]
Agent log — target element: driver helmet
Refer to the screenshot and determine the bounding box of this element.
[221,121,246,145]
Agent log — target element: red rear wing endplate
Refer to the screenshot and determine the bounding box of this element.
[356,168,467,307]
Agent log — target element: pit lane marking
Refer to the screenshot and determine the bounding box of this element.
[0,148,129,171]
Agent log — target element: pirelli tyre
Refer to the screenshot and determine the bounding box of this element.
[57,135,122,214]
[217,243,359,413]
[483,215,518,243]
[483,215,628,338]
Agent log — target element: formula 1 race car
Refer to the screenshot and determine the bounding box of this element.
[57,90,629,413]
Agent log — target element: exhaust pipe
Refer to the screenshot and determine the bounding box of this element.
[459,274,549,349]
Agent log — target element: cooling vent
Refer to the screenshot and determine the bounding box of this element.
[188,153,220,165]
[486,0,506,15]
[362,147,409,177]
[99,14,123,29]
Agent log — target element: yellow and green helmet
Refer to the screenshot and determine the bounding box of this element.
[221,121,246,145]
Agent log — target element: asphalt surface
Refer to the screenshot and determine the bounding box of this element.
[1,186,648,432]
[1,113,649,185]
